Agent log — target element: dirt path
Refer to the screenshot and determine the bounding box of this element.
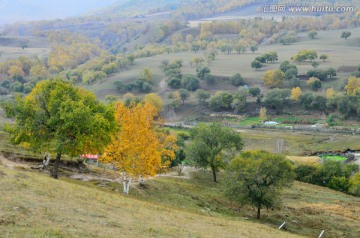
[159,78,166,90]
[353,154,360,166]
[0,154,30,170]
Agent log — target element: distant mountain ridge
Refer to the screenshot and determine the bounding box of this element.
[0,0,119,25]
[1,0,358,26]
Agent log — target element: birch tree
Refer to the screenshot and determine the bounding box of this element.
[100,102,177,194]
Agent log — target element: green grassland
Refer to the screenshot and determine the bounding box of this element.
[321,155,348,162]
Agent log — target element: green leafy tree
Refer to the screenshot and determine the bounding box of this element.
[250,45,258,54]
[127,54,135,65]
[182,75,200,91]
[209,91,234,111]
[230,73,245,87]
[349,173,360,196]
[311,61,319,69]
[284,68,298,80]
[264,89,291,110]
[226,150,294,219]
[307,77,322,91]
[326,68,336,78]
[195,89,210,105]
[251,60,263,70]
[3,79,116,178]
[231,88,248,113]
[196,65,210,80]
[319,54,328,62]
[178,88,190,104]
[308,30,318,39]
[279,61,297,73]
[185,123,244,182]
[341,31,351,40]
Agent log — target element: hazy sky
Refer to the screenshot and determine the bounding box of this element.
[0,0,120,25]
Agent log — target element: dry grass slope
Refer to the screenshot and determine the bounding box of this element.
[0,162,303,238]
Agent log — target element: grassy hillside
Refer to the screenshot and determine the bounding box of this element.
[125,171,360,238]
[0,160,303,238]
[1,157,359,237]
[93,27,360,95]
[90,28,360,120]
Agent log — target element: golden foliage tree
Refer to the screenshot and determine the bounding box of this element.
[144,93,163,112]
[345,76,360,96]
[100,102,177,194]
[325,88,335,99]
[290,87,302,101]
[263,69,285,88]
[140,67,153,82]
[8,65,25,79]
[259,107,267,121]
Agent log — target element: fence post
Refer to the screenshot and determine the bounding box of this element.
[318,230,325,238]
[278,222,286,229]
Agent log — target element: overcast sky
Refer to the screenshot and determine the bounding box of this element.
[0,0,120,25]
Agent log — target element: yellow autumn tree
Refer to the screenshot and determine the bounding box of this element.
[263,69,285,88]
[8,65,25,79]
[290,87,302,101]
[325,88,335,99]
[144,93,163,112]
[345,76,360,95]
[259,107,267,121]
[100,101,177,194]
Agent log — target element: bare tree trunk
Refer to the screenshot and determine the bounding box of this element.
[257,206,261,219]
[52,153,61,179]
[211,165,217,183]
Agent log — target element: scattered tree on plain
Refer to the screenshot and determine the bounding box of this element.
[341,31,352,40]
[195,89,210,105]
[308,30,317,39]
[263,69,285,88]
[319,54,328,62]
[259,107,267,121]
[178,89,190,104]
[291,87,302,101]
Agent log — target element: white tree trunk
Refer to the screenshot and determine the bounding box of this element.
[41,153,51,169]
[139,174,145,186]
[122,173,132,194]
